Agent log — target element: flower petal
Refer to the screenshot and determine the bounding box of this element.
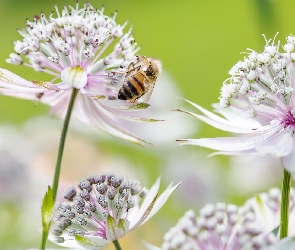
[212,103,263,127]
[282,140,295,179]
[76,95,151,145]
[0,68,58,100]
[178,124,283,152]
[75,235,110,249]
[143,241,163,250]
[255,128,293,156]
[142,181,181,224]
[48,233,81,249]
[129,177,161,229]
[178,98,261,133]
[99,100,150,111]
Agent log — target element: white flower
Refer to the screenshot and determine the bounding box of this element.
[50,173,180,249]
[177,35,295,177]
[1,2,160,145]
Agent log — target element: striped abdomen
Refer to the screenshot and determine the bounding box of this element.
[118,72,146,102]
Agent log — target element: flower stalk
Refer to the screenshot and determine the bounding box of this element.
[40,230,49,250]
[112,240,122,250]
[280,169,291,239]
[52,88,78,199]
[40,88,78,250]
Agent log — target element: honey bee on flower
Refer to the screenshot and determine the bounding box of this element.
[0,2,162,145]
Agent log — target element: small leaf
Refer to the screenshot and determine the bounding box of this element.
[271,225,280,236]
[75,235,109,249]
[41,186,54,232]
[117,218,128,238]
[107,215,117,240]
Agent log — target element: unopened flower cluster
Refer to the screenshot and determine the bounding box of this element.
[159,188,295,250]
[51,172,179,249]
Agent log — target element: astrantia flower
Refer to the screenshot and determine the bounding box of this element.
[177,35,295,176]
[147,188,295,250]
[50,172,180,249]
[1,2,159,144]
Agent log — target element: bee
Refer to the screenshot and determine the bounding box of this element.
[118,55,162,103]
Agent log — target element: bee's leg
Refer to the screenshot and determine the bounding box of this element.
[125,65,141,77]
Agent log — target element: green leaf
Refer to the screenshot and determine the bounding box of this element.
[41,186,54,232]
[117,218,128,238]
[271,225,280,236]
[107,215,116,240]
[75,235,110,249]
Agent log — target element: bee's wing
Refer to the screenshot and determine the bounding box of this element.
[141,78,156,103]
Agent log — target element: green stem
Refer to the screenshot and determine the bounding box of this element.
[51,89,78,199]
[112,240,122,250]
[40,230,49,250]
[40,89,78,250]
[280,169,291,239]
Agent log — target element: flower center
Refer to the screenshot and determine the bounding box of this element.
[61,66,88,89]
[282,109,295,128]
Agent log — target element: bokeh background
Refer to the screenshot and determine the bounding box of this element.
[0,0,294,249]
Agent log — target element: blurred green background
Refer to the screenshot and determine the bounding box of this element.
[0,0,294,249]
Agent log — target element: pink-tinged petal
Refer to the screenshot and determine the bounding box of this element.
[39,90,71,118]
[101,103,162,122]
[142,181,181,225]
[253,104,286,119]
[77,96,151,145]
[0,68,58,90]
[176,108,259,134]
[99,99,150,111]
[129,178,161,229]
[0,68,58,100]
[182,98,262,130]
[212,103,263,127]
[75,235,110,249]
[0,68,40,88]
[282,141,295,178]
[178,124,283,152]
[55,82,70,90]
[256,127,293,156]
